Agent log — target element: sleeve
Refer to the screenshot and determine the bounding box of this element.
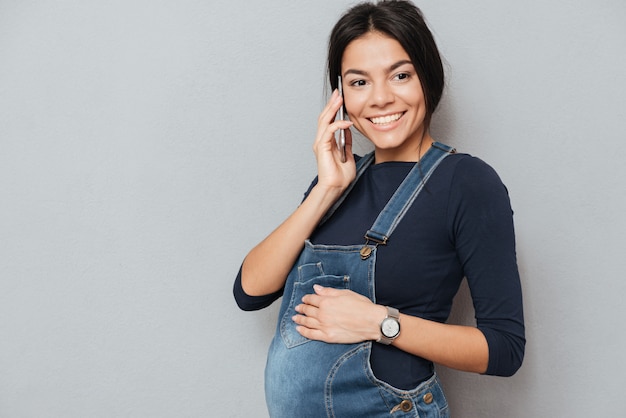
[233,265,284,311]
[448,156,526,376]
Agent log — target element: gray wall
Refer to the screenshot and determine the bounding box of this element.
[1,1,625,416]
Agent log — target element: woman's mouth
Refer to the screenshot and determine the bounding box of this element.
[368,112,405,125]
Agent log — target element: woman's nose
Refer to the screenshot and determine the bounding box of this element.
[369,82,394,107]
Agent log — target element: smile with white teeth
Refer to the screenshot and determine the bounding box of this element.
[369,112,404,125]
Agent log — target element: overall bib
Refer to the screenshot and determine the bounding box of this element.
[265,143,455,417]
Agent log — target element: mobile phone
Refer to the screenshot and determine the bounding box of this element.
[337,76,346,163]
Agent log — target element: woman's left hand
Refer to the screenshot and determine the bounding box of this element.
[293,285,385,344]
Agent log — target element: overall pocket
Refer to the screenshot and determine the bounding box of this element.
[280,262,350,348]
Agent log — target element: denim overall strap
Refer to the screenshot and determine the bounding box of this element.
[364,141,455,246]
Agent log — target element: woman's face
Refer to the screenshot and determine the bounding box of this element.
[341,31,429,162]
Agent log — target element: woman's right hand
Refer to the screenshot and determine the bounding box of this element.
[312,89,355,194]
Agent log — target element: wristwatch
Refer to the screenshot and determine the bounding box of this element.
[378,306,400,345]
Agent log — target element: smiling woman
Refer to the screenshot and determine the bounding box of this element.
[341,32,430,162]
[233,1,525,417]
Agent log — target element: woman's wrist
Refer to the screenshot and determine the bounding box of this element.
[369,304,389,341]
[307,183,346,211]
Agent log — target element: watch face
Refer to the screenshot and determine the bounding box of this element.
[382,318,400,338]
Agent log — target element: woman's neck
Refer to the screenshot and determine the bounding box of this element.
[374,133,434,164]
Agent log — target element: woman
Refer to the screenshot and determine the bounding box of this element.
[234,1,525,416]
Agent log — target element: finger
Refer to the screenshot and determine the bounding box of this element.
[322,119,353,136]
[295,302,319,317]
[313,284,343,296]
[315,120,353,151]
[318,89,342,125]
[295,325,327,341]
[292,312,320,329]
[317,95,348,144]
[314,91,350,152]
[301,293,322,307]
[313,284,326,294]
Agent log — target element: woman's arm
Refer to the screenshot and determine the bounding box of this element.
[293,286,488,373]
[293,157,524,375]
[240,90,355,297]
[241,185,346,296]
[394,312,489,373]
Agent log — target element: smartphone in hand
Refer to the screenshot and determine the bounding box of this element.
[337,76,346,163]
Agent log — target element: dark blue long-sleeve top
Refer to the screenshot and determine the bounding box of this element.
[234,152,525,390]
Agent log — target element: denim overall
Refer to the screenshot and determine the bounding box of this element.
[265,143,455,417]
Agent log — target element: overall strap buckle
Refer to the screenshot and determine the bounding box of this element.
[360,231,388,260]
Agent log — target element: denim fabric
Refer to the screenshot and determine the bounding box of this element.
[366,142,455,243]
[265,143,454,417]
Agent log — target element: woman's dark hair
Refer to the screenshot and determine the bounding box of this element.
[328,0,444,128]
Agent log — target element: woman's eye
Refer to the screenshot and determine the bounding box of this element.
[350,79,367,87]
[395,73,410,81]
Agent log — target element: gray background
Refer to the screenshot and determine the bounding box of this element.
[1,0,625,416]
